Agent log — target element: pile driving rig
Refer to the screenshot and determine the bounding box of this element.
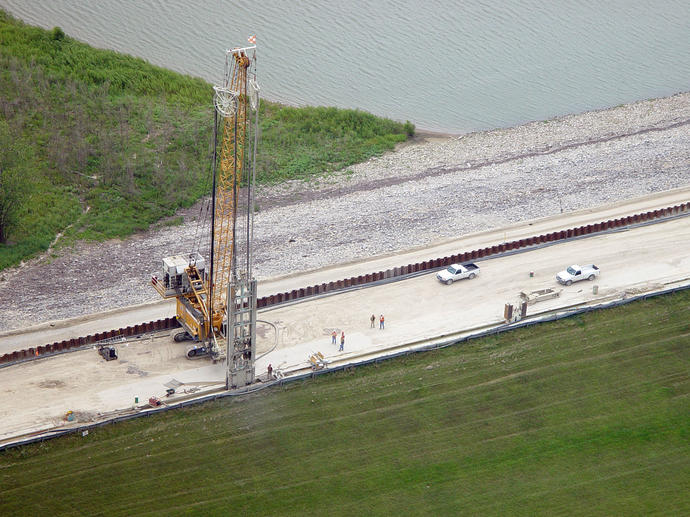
[152,42,260,389]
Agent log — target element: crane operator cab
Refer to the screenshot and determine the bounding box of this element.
[151,253,207,298]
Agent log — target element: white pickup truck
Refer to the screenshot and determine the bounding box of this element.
[556,264,600,286]
[436,263,480,285]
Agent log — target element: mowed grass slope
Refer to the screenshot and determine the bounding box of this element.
[2,291,689,516]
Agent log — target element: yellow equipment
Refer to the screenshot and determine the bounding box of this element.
[152,41,259,388]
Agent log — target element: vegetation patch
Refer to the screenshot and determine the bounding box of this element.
[1,290,688,515]
[0,10,412,269]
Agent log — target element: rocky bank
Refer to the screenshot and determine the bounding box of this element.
[1,92,688,332]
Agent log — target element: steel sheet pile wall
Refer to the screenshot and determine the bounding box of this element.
[1,202,687,364]
[0,317,180,365]
[253,203,688,308]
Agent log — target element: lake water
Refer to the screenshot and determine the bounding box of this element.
[1,0,688,133]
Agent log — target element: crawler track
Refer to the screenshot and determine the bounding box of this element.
[2,202,688,365]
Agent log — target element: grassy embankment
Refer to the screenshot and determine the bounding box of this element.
[1,290,688,515]
[0,11,412,270]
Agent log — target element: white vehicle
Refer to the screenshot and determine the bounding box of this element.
[436,263,480,285]
[556,264,600,286]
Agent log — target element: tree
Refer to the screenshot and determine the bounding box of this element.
[0,166,28,244]
[0,122,31,244]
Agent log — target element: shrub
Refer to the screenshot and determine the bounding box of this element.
[50,26,65,41]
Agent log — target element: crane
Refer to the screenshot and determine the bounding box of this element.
[151,41,260,389]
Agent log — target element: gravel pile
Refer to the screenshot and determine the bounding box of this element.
[1,92,688,332]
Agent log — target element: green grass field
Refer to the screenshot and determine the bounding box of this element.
[1,293,689,515]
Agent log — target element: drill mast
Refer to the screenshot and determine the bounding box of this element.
[152,42,259,389]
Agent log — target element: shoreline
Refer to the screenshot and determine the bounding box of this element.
[401,88,690,139]
[255,91,690,204]
[0,91,688,331]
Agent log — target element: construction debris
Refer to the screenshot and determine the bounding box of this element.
[309,352,328,370]
[520,288,562,305]
[98,345,118,361]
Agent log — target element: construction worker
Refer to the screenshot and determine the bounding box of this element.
[331,330,337,345]
[379,314,385,329]
[340,331,345,351]
[267,364,273,379]
[370,314,376,328]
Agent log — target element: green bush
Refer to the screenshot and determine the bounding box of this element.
[50,26,64,41]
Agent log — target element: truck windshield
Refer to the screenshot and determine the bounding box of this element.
[447,267,458,275]
[566,266,578,275]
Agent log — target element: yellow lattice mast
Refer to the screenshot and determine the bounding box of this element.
[211,49,250,320]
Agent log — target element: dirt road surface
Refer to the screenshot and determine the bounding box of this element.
[1,186,688,355]
[1,189,688,444]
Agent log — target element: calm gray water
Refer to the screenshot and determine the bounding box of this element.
[1,0,689,133]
